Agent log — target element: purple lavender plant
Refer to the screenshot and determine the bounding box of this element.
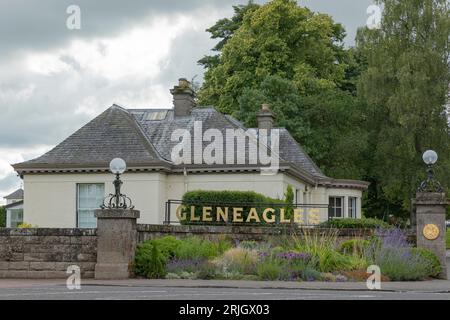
[275,252,311,262]
[166,257,206,274]
[368,227,431,281]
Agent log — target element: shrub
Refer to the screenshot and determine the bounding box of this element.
[166,258,206,274]
[134,241,166,278]
[179,271,197,279]
[174,236,221,259]
[256,260,287,280]
[212,247,258,275]
[284,185,294,220]
[320,218,390,229]
[274,251,312,279]
[196,261,218,280]
[412,248,442,278]
[313,250,358,272]
[151,236,182,259]
[367,228,433,281]
[301,267,322,281]
[292,230,365,272]
[165,273,181,280]
[320,272,336,282]
[271,246,285,256]
[238,240,259,250]
[0,207,5,228]
[340,239,370,256]
[181,190,285,225]
[18,223,33,228]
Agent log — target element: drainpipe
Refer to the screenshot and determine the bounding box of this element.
[183,167,188,193]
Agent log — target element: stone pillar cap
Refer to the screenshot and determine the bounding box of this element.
[415,192,449,205]
[95,209,140,219]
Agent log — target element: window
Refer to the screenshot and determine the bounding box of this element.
[77,184,104,228]
[348,197,357,218]
[328,196,344,218]
[10,209,23,227]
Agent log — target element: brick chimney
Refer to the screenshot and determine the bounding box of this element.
[170,78,196,117]
[257,103,275,130]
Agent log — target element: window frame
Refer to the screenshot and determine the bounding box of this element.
[348,197,357,218]
[9,208,23,228]
[328,196,344,219]
[76,183,105,228]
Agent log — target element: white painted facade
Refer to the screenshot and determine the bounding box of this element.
[23,171,363,228]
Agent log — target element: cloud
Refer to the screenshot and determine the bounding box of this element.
[0,2,230,197]
[0,0,236,59]
[0,0,374,199]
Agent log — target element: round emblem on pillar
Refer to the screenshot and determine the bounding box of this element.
[423,224,440,240]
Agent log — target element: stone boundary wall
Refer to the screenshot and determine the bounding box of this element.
[137,224,395,244]
[0,228,97,279]
[0,224,417,279]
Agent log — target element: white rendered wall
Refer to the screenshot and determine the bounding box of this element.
[23,171,363,227]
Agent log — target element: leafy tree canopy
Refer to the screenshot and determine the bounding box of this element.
[357,0,450,217]
[198,0,348,114]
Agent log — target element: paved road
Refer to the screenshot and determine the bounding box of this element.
[0,285,449,300]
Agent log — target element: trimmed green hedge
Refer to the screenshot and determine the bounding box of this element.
[319,218,390,229]
[180,190,286,225]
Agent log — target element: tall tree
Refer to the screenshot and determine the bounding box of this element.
[198,0,367,180]
[198,1,260,70]
[237,75,367,179]
[357,0,450,218]
[198,0,348,115]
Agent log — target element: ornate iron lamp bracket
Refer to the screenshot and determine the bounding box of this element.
[101,173,135,210]
[418,164,444,193]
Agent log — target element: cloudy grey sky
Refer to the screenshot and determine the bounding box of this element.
[0,0,374,202]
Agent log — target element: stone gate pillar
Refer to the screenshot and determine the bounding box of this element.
[94,209,140,279]
[415,192,448,279]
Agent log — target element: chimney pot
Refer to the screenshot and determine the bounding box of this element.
[257,104,275,130]
[170,77,196,117]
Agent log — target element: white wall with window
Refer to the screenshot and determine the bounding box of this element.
[6,203,24,227]
[22,172,365,227]
[76,184,105,228]
[328,196,344,218]
[326,187,362,219]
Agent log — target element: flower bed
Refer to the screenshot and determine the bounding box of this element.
[133,229,440,282]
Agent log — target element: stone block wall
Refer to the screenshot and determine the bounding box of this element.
[136,224,380,244]
[0,228,97,279]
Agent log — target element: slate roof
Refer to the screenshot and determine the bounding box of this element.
[14,106,169,170]
[13,105,368,189]
[4,200,23,209]
[4,188,23,200]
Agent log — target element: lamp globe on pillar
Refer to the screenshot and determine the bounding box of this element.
[110,158,127,175]
[422,150,438,166]
[101,158,134,209]
[418,150,443,193]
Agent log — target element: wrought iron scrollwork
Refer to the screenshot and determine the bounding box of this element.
[101,173,135,209]
[418,164,444,193]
